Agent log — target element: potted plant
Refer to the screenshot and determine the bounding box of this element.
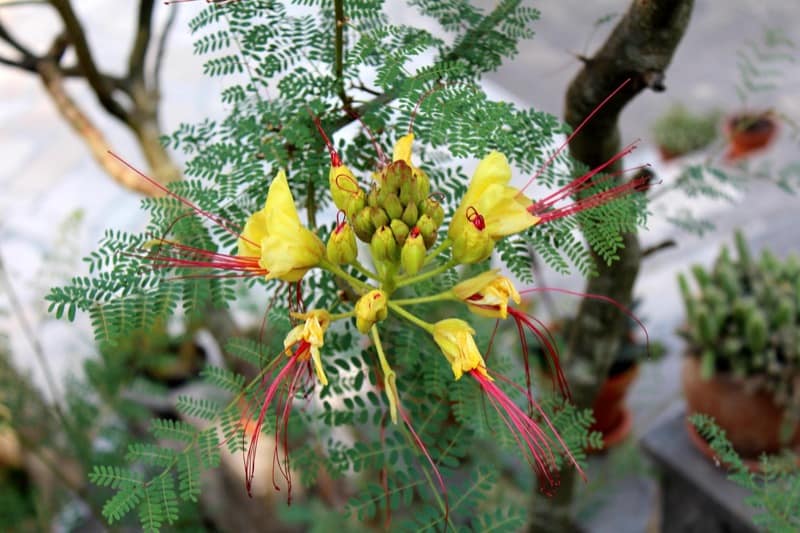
[652,104,720,161]
[678,229,800,461]
[724,110,779,161]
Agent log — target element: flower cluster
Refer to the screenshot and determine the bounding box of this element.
[134,113,649,507]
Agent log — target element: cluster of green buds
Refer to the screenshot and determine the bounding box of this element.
[329,134,444,281]
[678,229,800,408]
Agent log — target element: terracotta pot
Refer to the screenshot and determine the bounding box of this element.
[658,145,681,162]
[590,363,639,446]
[724,112,778,161]
[682,356,800,458]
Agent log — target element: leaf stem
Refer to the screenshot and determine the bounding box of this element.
[388,303,434,334]
[396,258,457,288]
[350,259,380,281]
[320,258,371,292]
[390,291,454,306]
[371,326,398,423]
[423,238,452,266]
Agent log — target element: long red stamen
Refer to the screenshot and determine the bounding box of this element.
[245,346,305,497]
[472,370,585,489]
[408,83,445,135]
[508,307,570,401]
[308,111,342,167]
[108,151,257,249]
[519,287,651,358]
[345,108,389,167]
[398,408,449,527]
[520,78,632,194]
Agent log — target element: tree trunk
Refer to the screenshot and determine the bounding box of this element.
[530,1,694,530]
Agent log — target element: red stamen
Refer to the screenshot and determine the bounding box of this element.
[335,210,347,233]
[108,151,258,249]
[519,287,651,359]
[465,206,485,230]
[345,108,389,167]
[408,83,445,135]
[508,307,570,402]
[334,172,361,196]
[308,111,342,167]
[519,78,632,195]
[409,226,421,238]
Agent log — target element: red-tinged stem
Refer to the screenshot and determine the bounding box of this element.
[519,78,632,195]
[108,151,258,248]
[519,287,650,359]
[399,407,449,527]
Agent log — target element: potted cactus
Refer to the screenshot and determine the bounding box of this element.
[652,104,720,161]
[678,230,800,460]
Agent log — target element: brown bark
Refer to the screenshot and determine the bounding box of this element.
[530,1,694,530]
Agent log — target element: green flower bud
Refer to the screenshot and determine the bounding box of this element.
[399,179,415,205]
[413,169,430,203]
[420,198,444,227]
[390,219,410,246]
[367,186,380,208]
[353,208,375,242]
[383,160,412,191]
[329,165,361,212]
[345,189,366,219]
[416,214,438,248]
[370,226,398,263]
[401,201,419,227]
[401,229,426,275]
[326,222,357,265]
[383,193,403,220]
[369,206,390,229]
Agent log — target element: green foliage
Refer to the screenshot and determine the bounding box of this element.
[679,230,800,412]
[691,414,800,533]
[652,104,720,157]
[41,1,652,530]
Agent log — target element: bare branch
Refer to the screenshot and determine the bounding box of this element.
[0,53,36,71]
[48,0,130,124]
[36,56,162,196]
[153,1,177,95]
[128,0,155,83]
[0,16,36,56]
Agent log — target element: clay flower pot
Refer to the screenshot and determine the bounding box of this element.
[682,356,800,459]
[589,363,638,449]
[724,112,778,161]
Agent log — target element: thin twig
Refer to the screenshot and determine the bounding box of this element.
[153,0,178,95]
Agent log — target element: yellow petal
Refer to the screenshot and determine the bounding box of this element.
[432,319,488,380]
[461,151,511,208]
[264,170,301,224]
[392,133,415,164]
[452,270,502,300]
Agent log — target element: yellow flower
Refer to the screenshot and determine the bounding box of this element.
[448,152,540,263]
[452,270,521,319]
[432,319,490,380]
[355,289,389,334]
[238,170,325,282]
[285,310,331,386]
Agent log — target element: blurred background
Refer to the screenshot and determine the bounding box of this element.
[1,1,798,531]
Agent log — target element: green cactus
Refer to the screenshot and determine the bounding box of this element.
[678,229,800,412]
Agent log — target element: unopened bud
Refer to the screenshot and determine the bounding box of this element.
[370,226,398,262]
[390,219,410,246]
[401,230,426,275]
[329,165,360,212]
[399,179,415,205]
[413,169,430,202]
[383,193,403,220]
[345,189,366,219]
[326,222,357,264]
[416,214,438,248]
[420,197,445,227]
[355,289,389,334]
[369,206,390,229]
[383,160,412,191]
[401,201,419,227]
[353,208,375,242]
[367,186,380,208]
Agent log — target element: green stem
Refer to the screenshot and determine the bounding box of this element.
[371,326,399,424]
[391,291,454,306]
[320,258,372,293]
[350,259,380,281]
[389,303,434,333]
[329,310,356,321]
[396,258,457,288]
[423,238,452,266]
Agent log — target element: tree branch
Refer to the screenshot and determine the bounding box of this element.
[333,0,350,110]
[36,55,161,196]
[152,0,177,96]
[128,0,155,84]
[48,0,130,123]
